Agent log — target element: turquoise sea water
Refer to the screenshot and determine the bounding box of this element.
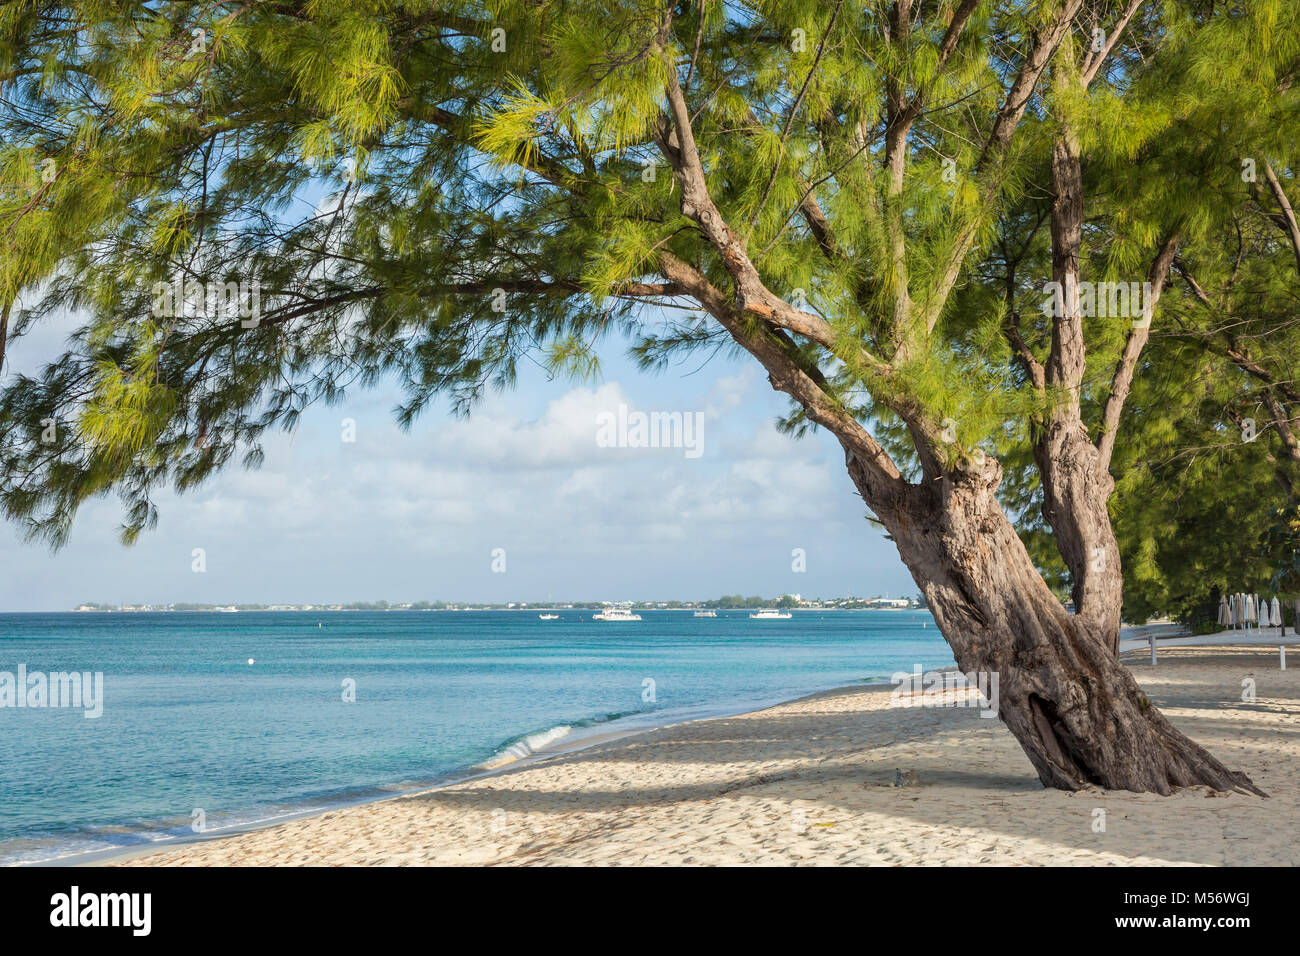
[0,608,949,864]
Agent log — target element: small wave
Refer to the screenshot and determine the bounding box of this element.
[477,724,574,769]
[476,706,656,771]
[574,709,641,727]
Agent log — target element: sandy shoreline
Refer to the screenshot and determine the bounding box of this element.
[106,647,1298,866]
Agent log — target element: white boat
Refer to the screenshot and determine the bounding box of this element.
[593,603,642,622]
[538,613,559,620]
[693,610,717,618]
[749,608,792,619]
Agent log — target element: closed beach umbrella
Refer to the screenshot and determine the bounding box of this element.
[1245,593,1256,625]
[1272,596,1283,627]
[1218,594,1229,626]
[1259,594,1269,625]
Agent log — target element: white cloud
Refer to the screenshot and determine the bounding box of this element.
[0,363,916,608]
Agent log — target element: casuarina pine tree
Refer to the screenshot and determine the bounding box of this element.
[3,0,1291,793]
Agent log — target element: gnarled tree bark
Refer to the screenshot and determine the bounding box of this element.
[853,454,1264,795]
[652,4,1263,796]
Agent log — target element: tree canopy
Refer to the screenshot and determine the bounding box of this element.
[2,0,1298,627]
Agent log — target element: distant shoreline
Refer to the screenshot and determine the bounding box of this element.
[47,604,926,614]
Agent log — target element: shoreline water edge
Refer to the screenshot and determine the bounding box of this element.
[39,676,919,867]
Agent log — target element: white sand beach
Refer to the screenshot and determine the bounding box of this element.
[115,647,1300,866]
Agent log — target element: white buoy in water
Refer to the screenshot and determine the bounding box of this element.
[247,658,255,665]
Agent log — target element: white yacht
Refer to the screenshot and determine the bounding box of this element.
[593,603,642,622]
[693,610,717,618]
[538,613,559,620]
[749,608,792,619]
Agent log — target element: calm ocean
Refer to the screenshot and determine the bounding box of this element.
[0,608,949,864]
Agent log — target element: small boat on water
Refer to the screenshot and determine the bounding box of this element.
[538,613,559,620]
[593,603,642,622]
[693,610,717,618]
[749,608,792,620]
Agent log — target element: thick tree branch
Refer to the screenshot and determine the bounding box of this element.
[918,0,1085,339]
[656,63,958,477]
[1223,346,1300,407]
[982,0,1086,164]
[1263,160,1300,279]
[654,70,890,371]
[891,0,983,132]
[1095,232,1181,474]
[657,250,907,502]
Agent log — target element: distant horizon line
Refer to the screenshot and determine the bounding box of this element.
[52,594,925,613]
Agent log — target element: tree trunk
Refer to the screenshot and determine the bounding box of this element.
[847,452,1264,796]
[1037,131,1126,653]
[1033,420,1123,653]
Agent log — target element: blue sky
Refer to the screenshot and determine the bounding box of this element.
[0,310,920,610]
